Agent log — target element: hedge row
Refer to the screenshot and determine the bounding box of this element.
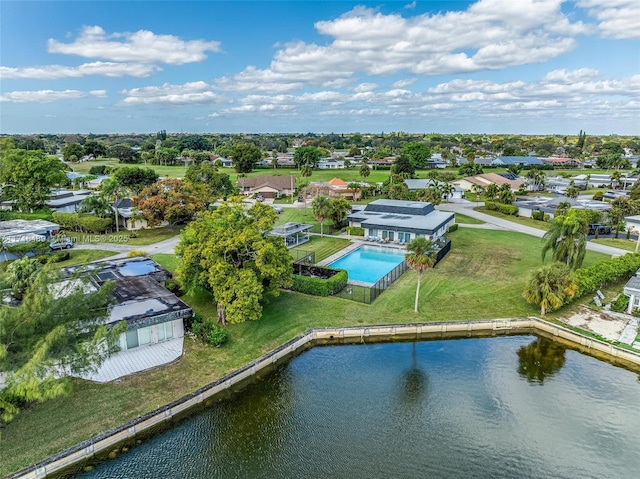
[52,212,113,233]
[348,226,365,236]
[574,253,640,297]
[448,224,459,232]
[291,268,348,296]
[0,209,54,221]
[484,201,519,216]
[531,210,550,222]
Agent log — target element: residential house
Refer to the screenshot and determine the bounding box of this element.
[514,196,610,220]
[452,173,525,191]
[404,179,464,200]
[623,270,640,314]
[491,156,544,167]
[46,189,92,213]
[237,176,296,199]
[317,157,345,169]
[539,157,582,167]
[307,177,367,200]
[348,199,454,243]
[63,257,192,383]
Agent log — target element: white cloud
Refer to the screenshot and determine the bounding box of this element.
[577,0,640,39]
[353,83,378,92]
[0,89,107,103]
[48,25,221,64]
[392,78,417,88]
[119,82,224,105]
[404,1,417,10]
[541,68,600,84]
[0,62,161,79]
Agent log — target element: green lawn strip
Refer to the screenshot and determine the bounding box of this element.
[454,212,485,224]
[69,159,187,179]
[54,249,119,267]
[274,208,341,235]
[591,238,637,252]
[151,253,180,272]
[475,207,551,230]
[0,228,608,477]
[290,236,352,263]
[62,226,181,247]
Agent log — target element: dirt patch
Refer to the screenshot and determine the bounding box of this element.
[560,306,628,341]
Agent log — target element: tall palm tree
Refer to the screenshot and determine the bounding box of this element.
[440,183,455,202]
[541,210,587,270]
[405,237,437,313]
[312,196,331,237]
[300,163,312,180]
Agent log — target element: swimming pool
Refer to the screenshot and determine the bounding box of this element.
[328,245,405,284]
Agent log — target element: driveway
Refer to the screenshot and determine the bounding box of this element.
[437,201,629,257]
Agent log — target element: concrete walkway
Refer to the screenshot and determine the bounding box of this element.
[438,201,629,257]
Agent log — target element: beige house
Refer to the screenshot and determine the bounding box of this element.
[237,176,296,198]
[452,173,525,191]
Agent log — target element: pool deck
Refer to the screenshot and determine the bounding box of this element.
[317,240,406,267]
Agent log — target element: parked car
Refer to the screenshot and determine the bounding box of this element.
[256,194,265,202]
[271,205,283,214]
[50,236,74,250]
[588,224,611,235]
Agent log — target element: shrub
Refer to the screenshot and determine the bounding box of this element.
[574,253,640,296]
[348,226,365,236]
[127,250,146,257]
[47,251,70,263]
[165,278,183,296]
[592,191,604,201]
[77,216,112,233]
[448,224,459,232]
[292,268,348,296]
[610,294,629,313]
[531,210,545,221]
[190,314,228,347]
[484,201,518,216]
[89,165,108,175]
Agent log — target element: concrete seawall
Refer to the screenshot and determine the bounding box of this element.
[10,317,640,479]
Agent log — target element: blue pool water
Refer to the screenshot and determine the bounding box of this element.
[328,245,405,283]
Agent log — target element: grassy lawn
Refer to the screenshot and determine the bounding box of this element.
[274,208,343,235]
[69,159,187,179]
[0,228,609,477]
[475,207,551,230]
[54,249,118,267]
[62,226,181,247]
[454,213,485,224]
[591,238,638,252]
[151,253,180,272]
[290,236,352,263]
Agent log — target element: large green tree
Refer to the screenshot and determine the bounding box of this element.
[541,209,587,270]
[134,179,203,227]
[177,200,292,325]
[405,237,437,313]
[62,143,84,162]
[231,143,263,173]
[0,267,123,424]
[0,149,67,212]
[184,162,235,204]
[522,262,577,315]
[400,142,432,169]
[329,197,351,228]
[294,146,322,168]
[113,166,159,195]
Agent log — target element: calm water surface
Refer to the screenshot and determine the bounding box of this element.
[82,336,640,479]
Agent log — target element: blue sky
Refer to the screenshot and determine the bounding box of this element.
[1,0,638,135]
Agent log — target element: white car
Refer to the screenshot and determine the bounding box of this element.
[50,237,74,250]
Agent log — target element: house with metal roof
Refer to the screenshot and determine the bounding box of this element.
[491,156,544,166]
[348,199,454,244]
[0,219,60,262]
[623,270,640,313]
[403,179,464,200]
[317,157,345,169]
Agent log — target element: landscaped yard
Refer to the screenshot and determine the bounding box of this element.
[274,208,340,235]
[54,249,118,267]
[62,226,182,247]
[591,238,638,252]
[0,228,609,477]
[454,212,485,224]
[475,207,551,230]
[290,236,352,263]
[69,158,187,179]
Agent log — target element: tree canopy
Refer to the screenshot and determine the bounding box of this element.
[0,148,67,212]
[0,266,124,424]
[522,262,577,315]
[542,209,587,270]
[177,199,292,325]
[184,162,235,204]
[294,146,322,168]
[400,142,432,169]
[231,143,263,173]
[134,179,203,227]
[113,166,159,195]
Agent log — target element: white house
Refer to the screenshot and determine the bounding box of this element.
[348,199,454,244]
[317,157,345,169]
[0,219,60,262]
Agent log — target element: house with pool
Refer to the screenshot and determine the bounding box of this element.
[347,199,455,243]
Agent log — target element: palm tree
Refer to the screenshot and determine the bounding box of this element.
[100,177,127,233]
[300,163,312,180]
[522,262,577,315]
[484,183,499,201]
[440,183,455,202]
[312,196,331,237]
[611,170,622,190]
[498,184,515,204]
[405,237,437,313]
[4,257,43,301]
[541,210,587,270]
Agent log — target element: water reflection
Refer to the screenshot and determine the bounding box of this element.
[398,342,428,405]
[517,337,566,384]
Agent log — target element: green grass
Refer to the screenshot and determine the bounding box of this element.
[274,208,342,235]
[475,207,551,230]
[454,213,485,224]
[54,249,118,267]
[62,226,181,247]
[0,228,609,477]
[591,238,638,252]
[290,236,352,262]
[69,158,187,178]
[151,253,180,272]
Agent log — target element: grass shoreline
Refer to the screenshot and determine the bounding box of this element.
[0,228,610,476]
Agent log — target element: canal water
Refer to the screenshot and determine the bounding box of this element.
[82,336,640,479]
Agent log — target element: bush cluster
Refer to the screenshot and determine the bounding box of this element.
[484,201,518,216]
[52,212,113,233]
[448,224,459,232]
[610,294,630,313]
[348,226,365,236]
[574,253,640,297]
[291,268,348,296]
[531,210,546,221]
[164,278,183,296]
[189,313,228,347]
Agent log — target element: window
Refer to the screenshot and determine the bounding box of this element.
[126,329,139,349]
[138,327,151,346]
[157,322,174,342]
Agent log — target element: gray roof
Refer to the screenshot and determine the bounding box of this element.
[492,156,544,165]
[360,199,436,215]
[349,200,453,234]
[624,275,640,293]
[0,219,59,239]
